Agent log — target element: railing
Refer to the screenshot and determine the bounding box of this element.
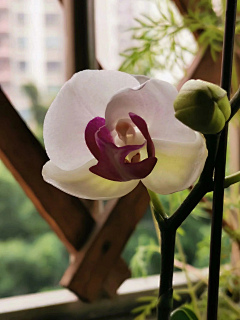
[0,271,204,320]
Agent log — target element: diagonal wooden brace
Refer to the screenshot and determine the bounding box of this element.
[0,88,94,253]
[60,183,150,302]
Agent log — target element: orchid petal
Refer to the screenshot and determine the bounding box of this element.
[44,70,139,171]
[142,133,207,194]
[133,75,150,84]
[105,78,197,144]
[42,160,139,200]
[90,124,157,181]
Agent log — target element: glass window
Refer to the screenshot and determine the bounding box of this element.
[45,13,59,26]
[18,61,27,72]
[46,61,61,72]
[0,33,9,47]
[0,9,8,22]
[0,57,10,71]
[17,37,27,49]
[45,37,61,49]
[17,13,25,25]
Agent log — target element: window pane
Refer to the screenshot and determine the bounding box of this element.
[45,37,61,49]
[0,9,8,22]
[17,37,27,49]
[46,61,61,72]
[17,13,25,25]
[0,57,10,71]
[45,13,59,26]
[18,61,27,72]
[0,33,9,47]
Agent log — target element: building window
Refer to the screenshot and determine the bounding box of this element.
[45,14,59,26]
[45,37,61,49]
[0,58,10,71]
[1,82,10,92]
[17,37,27,49]
[0,33,9,47]
[18,61,27,72]
[46,61,61,73]
[17,13,25,25]
[0,9,8,22]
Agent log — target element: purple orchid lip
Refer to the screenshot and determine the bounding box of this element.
[85,117,106,160]
[85,113,157,182]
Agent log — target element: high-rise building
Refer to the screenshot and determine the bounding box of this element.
[95,0,151,70]
[0,0,65,115]
[0,0,153,116]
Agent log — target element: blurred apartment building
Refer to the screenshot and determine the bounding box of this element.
[0,0,149,115]
[0,0,65,115]
[95,0,151,70]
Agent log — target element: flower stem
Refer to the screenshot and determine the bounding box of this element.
[207,0,237,319]
[157,228,176,320]
[224,171,240,188]
[229,87,240,120]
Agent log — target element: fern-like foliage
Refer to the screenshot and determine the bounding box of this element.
[119,0,240,79]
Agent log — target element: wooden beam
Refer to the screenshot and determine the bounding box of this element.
[62,0,97,80]
[0,88,94,254]
[177,47,222,89]
[61,183,150,302]
[173,0,189,16]
[172,0,217,41]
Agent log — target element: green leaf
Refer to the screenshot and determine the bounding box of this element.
[171,307,198,320]
[177,227,185,236]
[134,314,146,320]
[131,305,149,314]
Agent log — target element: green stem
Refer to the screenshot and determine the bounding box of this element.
[229,87,240,120]
[224,171,240,188]
[219,292,240,316]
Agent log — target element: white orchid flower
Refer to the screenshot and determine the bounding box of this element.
[42,70,208,200]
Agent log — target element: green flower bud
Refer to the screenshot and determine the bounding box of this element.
[174,80,231,134]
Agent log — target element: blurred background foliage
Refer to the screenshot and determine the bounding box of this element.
[0,160,69,297]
